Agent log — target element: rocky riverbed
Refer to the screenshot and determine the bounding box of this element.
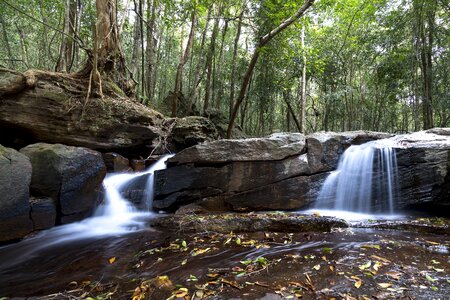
[0,213,448,299]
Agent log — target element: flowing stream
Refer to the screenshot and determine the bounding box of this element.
[0,154,173,271]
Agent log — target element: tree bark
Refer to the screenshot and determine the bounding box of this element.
[0,14,15,69]
[226,0,314,138]
[145,0,157,105]
[203,4,220,114]
[229,13,243,120]
[172,9,196,117]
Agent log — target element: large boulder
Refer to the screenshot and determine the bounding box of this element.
[153,130,449,213]
[154,132,386,212]
[168,132,306,165]
[165,116,220,152]
[0,69,164,156]
[393,129,450,209]
[20,143,106,223]
[0,145,33,242]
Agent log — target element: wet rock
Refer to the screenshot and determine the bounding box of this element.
[151,213,349,233]
[130,159,146,171]
[20,143,106,223]
[0,145,33,242]
[102,152,131,172]
[306,131,392,173]
[30,197,56,230]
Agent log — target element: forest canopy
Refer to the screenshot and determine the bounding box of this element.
[0,0,448,136]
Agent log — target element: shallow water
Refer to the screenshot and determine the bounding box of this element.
[0,215,449,299]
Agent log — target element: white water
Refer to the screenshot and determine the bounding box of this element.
[314,140,399,215]
[0,154,173,268]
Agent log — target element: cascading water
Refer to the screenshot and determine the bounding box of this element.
[314,140,399,215]
[0,154,173,269]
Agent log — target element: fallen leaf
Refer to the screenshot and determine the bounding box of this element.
[235,237,241,245]
[385,271,401,280]
[425,240,440,245]
[359,261,372,270]
[174,287,189,297]
[425,274,437,282]
[362,244,381,250]
[313,264,321,271]
[378,283,393,288]
[354,280,362,288]
[108,257,116,264]
[329,266,335,272]
[221,279,241,289]
[371,255,391,263]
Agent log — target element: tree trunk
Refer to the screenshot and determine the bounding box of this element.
[299,26,307,133]
[203,4,220,114]
[0,14,15,69]
[187,3,213,115]
[229,13,243,120]
[226,0,314,138]
[172,9,196,117]
[131,0,142,83]
[145,0,157,105]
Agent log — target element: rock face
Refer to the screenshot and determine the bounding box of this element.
[0,69,221,157]
[0,146,33,241]
[153,131,391,212]
[393,129,450,210]
[20,143,106,223]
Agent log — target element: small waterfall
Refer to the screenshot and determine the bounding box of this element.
[315,141,399,214]
[92,153,174,232]
[0,154,174,269]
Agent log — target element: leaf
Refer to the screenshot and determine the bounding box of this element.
[354,280,362,288]
[181,259,187,266]
[108,257,116,264]
[361,244,381,250]
[378,283,392,288]
[322,247,333,253]
[235,237,241,245]
[329,266,335,272]
[432,267,444,272]
[191,247,210,256]
[385,271,401,280]
[313,264,321,271]
[430,259,440,264]
[181,240,187,248]
[359,261,372,270]
[221,279,241,289]
[425,240,440,245]
[371,255,390,263]
[425,274,437,282]
[174,287,189,297]
[240,260,253,265]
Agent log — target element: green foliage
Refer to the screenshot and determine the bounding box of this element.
[0,0,448,132]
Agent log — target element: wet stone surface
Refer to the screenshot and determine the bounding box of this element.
[0,214,449,299]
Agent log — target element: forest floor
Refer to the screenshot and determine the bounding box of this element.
[0,213,449,300]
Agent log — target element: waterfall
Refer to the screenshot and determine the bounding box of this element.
[0,154,174,268]
[315,141,399,214]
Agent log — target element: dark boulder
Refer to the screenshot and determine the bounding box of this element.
[0,145,33,242]
[20,143,106,223]
[30,197,57,230]
[393,130,450,210]
[102,152,131,172]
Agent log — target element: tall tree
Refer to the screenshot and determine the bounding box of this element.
[226,0,315,138]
